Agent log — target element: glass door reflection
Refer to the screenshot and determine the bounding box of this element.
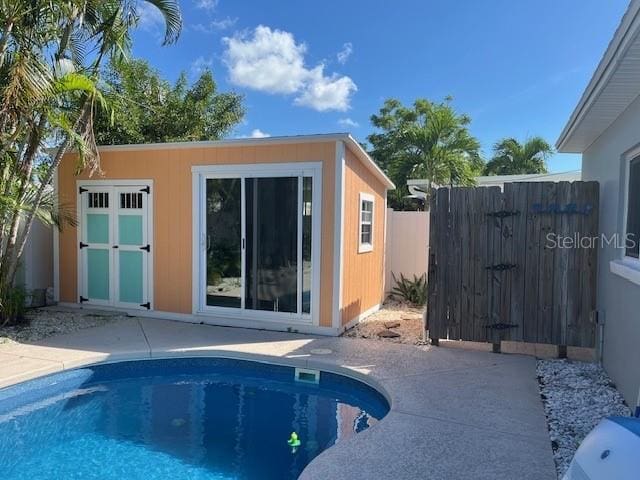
[245,177,298,313]
[206,178,242,308]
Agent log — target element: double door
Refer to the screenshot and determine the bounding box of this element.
[79,184,151,310]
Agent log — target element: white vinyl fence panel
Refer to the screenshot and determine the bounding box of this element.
[385,209,429,293]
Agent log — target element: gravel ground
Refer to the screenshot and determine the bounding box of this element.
[342,300,426,345]
[537,359,631,477]
[0,307,124,345]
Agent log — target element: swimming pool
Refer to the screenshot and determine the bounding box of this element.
[0,358,388,479]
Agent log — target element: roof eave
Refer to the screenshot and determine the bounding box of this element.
[556,1,640,153]
[344,135,396,190]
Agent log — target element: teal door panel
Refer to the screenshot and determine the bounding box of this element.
[87,249,110,300]
[87,214,109,244]
[119,215,143,245]
[119,251,143,304]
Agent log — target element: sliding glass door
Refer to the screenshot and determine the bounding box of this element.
[198,164,321,324]
[205,178,242,308]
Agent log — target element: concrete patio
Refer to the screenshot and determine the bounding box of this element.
[0,311,557,479]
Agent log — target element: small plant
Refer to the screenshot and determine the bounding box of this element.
[390,273,427,306]
[0,286,27,327]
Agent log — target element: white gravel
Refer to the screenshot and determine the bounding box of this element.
[0,307,125,345]
[537,359,631,477]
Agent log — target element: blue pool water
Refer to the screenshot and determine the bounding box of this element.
[0,358,388,479]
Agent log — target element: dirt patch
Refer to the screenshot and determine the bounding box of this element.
[342,300,426,345]
[0,307,125,345]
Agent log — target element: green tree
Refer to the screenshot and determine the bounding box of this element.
[0,1,182,324]
[95,59,244,144]
[368,98,483,210]
[484,137,552,175]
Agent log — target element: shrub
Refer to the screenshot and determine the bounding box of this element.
[0,286,27,327]
[390,273,427,306]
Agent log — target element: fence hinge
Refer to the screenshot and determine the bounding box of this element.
[140,186,150,194]
[486,210,520,218]
[79,296,88,303]
[140,244,151,252]
[140,302,151,310]
[79,242,88,249]
[484,323,518,330]
[485,263,517,271]
[79,186,88,194]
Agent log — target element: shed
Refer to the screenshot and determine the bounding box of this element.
[54,133,394,335]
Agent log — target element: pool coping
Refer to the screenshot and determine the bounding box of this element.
[0,314,558,480]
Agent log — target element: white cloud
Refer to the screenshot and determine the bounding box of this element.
[250,129,270,138]
[195,0,219,11]
[223,26,308,95]
[237,129,271,138]
[192,16,237,33]
[223,25,357,111]
[337,42,353,64]
[294,66,357,112]
[191,56,213,75]
[338,117,359,128]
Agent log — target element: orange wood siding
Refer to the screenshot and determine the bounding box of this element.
[341,147,387,325]
[58,142,337,327]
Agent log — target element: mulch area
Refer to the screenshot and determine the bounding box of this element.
[0,307,124,345]
[342,300,426,345]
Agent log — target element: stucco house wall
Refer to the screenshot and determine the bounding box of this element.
[581,92,640,405]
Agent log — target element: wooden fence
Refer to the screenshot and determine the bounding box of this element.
[426,182,599,348]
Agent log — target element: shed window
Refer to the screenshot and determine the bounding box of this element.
[626,156,640,258]
[120,192,143,209]
[358,193,374,253]
[88,192,109,209]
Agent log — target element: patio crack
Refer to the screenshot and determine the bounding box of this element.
[391,409,550,443]
[136,318,152,358]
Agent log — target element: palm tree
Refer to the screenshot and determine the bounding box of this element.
[368,98,484,209]
[0,0,182,323]
[484,137,553,175]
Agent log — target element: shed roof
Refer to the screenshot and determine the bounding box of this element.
[93,133,395,190]
[557,0,640,153]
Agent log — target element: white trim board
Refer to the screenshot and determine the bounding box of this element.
[57,302,341,336]
[339,303,381,334]
[332,141,345,329]
[619,146,640,264]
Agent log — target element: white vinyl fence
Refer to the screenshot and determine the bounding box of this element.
[385,209,429,294]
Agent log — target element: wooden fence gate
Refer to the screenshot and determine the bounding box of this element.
[426,182,599,348]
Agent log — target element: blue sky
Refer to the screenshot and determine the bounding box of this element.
[133,0,630,172]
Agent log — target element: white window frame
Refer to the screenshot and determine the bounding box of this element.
[610,146,640,286]
[191,162,323,326]
[358,192,374,253]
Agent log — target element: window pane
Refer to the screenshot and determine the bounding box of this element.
[627,157,640,258]
[245,177,298,313]
[361,211,372,223]
[361,224,372,246]
[362,200,373,212]
[206,178,242,308]
[302,177,312,314]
